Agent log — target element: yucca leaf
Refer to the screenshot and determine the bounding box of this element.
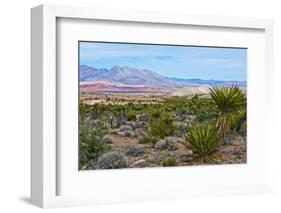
[185,124,222,164]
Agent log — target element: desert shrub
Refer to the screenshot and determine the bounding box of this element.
[228,110,246,133]
[188,95,200,114]
[185,124,222,164]
[155,137,178,150]
[191,94,199,105]
[162,157,178,167]
[79,102,93,122]
[127,111,137,121]
[96,151,127,169]
[132,104,145,112]
[126,144,145,157]
[147,110,177,140]
[150,109,161,118]
[79,121,110,162]
[138,134,158,145]
[188,95,217,123]
[195,106,217,123]
[164,97,189,111]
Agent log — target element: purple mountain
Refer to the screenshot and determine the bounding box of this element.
[80,65,246,88]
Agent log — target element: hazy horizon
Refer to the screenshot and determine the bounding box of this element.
[80,42,247,81]
[80,64,246,82]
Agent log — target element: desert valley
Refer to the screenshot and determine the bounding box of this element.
[79,65,247,170]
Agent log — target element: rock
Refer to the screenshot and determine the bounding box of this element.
[176,137,186,144]
[186,111,194,115]
[166,136,179,144]
[117,119,127,127]
[168,152,176,157]
[136,113,149,122]
[186,115,196,121]
[155,139,167,149]
[80,153,88,164]
[239,122,247,137]
[111,120,119,129]
[187,123,193,129]
[103,135,113,144]
[120,125,133,132]
[126,144,145,156]
[179,153,192,162]
[116,131,126,136]
[155,137,177,150]
[177,114,186,122]
[228,137,244,145]
[125,130,135,138]
[88,159,97,168]
[80,164,88,170]
[96,151,127,169]
[174,121,188,135]
[131,159,146,167]
[126,121,142,130]
[147,155,166,164]
[223,135,240,145]
[134,128,145,136]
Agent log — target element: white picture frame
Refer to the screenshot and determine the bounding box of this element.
[31,4,274,208]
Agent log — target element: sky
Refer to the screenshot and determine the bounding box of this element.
[79,41,247,81]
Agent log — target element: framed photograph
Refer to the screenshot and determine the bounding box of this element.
[31,4,274,208]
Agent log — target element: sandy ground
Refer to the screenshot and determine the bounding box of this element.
[106,133,246,168]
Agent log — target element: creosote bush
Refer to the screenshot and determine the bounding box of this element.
[162,157,178,167]
[188,95,217,122]
[147,110,177,141]
[127,111,137,121]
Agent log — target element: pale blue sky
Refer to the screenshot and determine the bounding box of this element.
[79,42,247,81]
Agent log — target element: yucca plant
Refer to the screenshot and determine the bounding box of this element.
[185,124,222,164]
[210,85,246,141]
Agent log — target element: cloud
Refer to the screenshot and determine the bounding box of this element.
[154,56,173,60]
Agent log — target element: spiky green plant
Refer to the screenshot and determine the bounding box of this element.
[185,124,222,164]
[210,85,246,141]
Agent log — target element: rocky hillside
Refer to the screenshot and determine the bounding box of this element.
[80,65,246,90]
[80,65,186,88]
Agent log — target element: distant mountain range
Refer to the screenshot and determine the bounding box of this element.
[80,65,246,93]
[80,65,188,88]
[167,77,246,88]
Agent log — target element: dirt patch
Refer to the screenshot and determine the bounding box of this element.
[106,133,246,168]
[217,138,247,164]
